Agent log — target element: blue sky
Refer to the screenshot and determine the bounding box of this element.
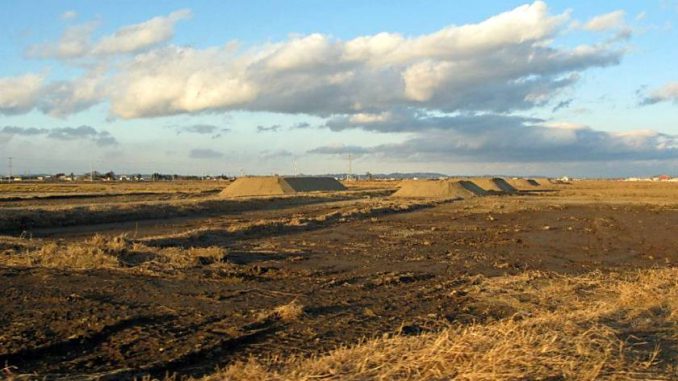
[1,1,677,177]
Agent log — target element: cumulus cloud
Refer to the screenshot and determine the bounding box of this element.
[109,45,257,118]
[26,21,98,59]
[11,2,626,120]
[27,9,190,59]
[0,69,108,117]
[92,9,191,55]
[189,148,223,159]
[0,74,44,115]
[1,125,118,146]
[583,10,626,31]
[573,10,632,41]
[640,81,678,105]
[105,1,623,119]
[38,69,107,117]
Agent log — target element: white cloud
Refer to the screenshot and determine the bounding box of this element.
[27,9,190,59]
[0,74,44,115]
[109,46,258,118]
[92,9,191,55]
[38,68,107,117]
[61,10,78,21]
[106,1,621,118]
[343,1,568,66]
[641,81,678,105]
[583,10,626,31]
[10,2,627,122]
[26,21,97,59]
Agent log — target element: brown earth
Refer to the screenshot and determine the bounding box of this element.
[220,176,346,198]
[0,180,676,380]
[392,179,487,199]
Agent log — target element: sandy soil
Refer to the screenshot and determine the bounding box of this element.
[0,180,676,379]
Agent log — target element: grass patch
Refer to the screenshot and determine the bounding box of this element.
[204,267,677,380]
[0,234,227,271]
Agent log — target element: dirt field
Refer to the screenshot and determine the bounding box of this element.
[0,180,676,380]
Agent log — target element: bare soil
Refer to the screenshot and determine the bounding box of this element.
[0,181,676,380]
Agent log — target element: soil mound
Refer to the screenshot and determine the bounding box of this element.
[508,178,541,189]
[283,177,346,192]
[221,176,345,197]
[393,180,487,199]
[535,177,559,185]
[472,178,518,194]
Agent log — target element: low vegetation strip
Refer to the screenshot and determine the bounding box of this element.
[0,193,373,233]
[0,234,227,273]
[205,267,677,381]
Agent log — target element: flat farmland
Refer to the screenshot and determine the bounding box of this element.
[0,180,676,380]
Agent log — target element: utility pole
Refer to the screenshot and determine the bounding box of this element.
[293,159,298,176]
[347,153,353,181]
[90,162,94,182]
[8,157,13,181]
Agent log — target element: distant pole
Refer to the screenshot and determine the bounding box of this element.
[347,153,352,181]
[293,159,298,176]
[90,162,94,182]
[8,157,13,181]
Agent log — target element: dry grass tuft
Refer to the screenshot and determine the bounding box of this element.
[203,267,678,381]
[272,300,305,322]
[0,234,227,271]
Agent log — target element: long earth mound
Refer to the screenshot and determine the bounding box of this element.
[393,179,487,199]
[221,176,346,197]
[472,177,518,194]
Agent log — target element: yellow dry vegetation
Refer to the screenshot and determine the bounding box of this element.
[1,234,226,271]
[204,267,677,381]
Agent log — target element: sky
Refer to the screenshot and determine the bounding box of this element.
[1,1,677,177]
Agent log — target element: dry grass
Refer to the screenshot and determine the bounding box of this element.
[203,267,677,381]
[550,181,678,205]
[273,300,305,322]
[0,234,227,271]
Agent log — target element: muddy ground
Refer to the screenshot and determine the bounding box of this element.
[0,181,676,380]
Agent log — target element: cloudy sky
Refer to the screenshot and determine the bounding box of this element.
[1,1,677,177]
